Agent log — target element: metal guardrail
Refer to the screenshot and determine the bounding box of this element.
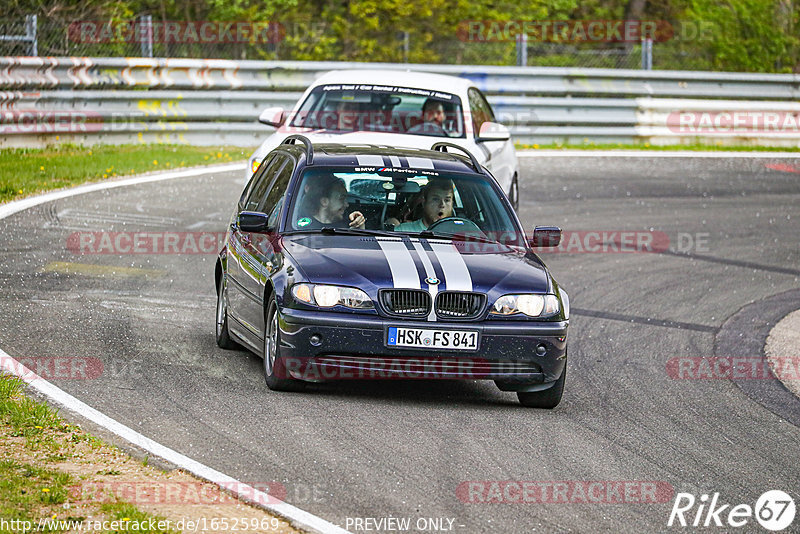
[2,57,799,147]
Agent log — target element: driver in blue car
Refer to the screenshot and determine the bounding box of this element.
[394,178,455,232]
[298,175,366,230]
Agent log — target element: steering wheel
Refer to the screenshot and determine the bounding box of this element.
[426,216,485,236]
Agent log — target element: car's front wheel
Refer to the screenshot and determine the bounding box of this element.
[263,299,305,392]
[215,275,238,349]
[517,366,566,409]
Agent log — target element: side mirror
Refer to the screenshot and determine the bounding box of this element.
[258,107,286,127]
[238,211,271,233]
[476,121,510,142]
[531,226,561,247]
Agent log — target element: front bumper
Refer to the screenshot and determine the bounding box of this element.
[277,308,568,384]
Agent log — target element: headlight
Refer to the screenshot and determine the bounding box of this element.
[313,285,340,307]
[291,284,373,309]
[491,294,559,317]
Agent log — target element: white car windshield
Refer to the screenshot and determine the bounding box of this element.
[289,84,465,138]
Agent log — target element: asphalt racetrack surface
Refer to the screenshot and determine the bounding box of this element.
[1,156,799,532]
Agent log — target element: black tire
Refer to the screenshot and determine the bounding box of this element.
[215,275,238,349]
[508,174,519,211]
[517,366,566,409]
[263,299,305,392]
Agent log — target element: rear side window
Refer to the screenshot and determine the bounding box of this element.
[243,155,288,212]
[240,154,275,208]
[257,157,295,214]
[266,197,284,229]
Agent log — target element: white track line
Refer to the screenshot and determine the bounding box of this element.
[0,163,245,219]
[517,150,800,158]
[0,163,351,534]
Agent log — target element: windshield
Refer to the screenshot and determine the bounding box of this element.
[289,84,465,138]
[286,167,524,246]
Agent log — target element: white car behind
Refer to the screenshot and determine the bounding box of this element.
[247,69,521,209]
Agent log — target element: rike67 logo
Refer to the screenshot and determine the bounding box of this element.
[668,490,796,531]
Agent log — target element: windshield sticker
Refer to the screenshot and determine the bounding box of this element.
[320,84,454,101]
[297,217,311,227]
[354,167,439,176]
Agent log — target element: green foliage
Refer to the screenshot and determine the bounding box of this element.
[99,502,178,534]
[0,375,24,401]
[2,396,61,433]
[3,0,798,71]
[0,459,72,521]
[679,0,799,72]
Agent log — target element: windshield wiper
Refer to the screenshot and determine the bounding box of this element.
[319,227,398,237]
[285,227,396,237]
[401,230,514,247]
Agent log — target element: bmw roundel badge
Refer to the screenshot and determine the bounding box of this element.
[425,276,440,285]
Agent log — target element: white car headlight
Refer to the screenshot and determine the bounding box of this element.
[292,284,373,309]
[491,294,559,317]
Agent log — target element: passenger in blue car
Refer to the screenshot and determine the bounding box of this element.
[298,175,366,230]
[395,178,455,232]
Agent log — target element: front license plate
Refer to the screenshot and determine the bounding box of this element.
[386,327,479,351]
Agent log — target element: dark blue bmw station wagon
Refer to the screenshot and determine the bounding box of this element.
[215,136,569,407]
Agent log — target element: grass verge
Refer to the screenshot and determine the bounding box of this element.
[516,142,800,152]
[0,373,296,533]
[0,374,176,533]
[0,144,252,204]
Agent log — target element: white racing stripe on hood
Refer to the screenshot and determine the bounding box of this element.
[356,155,384,166]
[429,242,472,291]
[410,239,438,321]
[376,238,420,289]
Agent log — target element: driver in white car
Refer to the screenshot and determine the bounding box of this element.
[407,98,447,135]
[394,178,455,232]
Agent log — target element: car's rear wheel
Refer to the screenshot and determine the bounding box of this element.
[263,299,305,392]
[509,174,519,211]
[517,366,566,409]
[215,275,238,349]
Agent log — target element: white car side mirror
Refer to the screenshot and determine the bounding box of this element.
[477,121,511,142]
[258,107,286,127]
